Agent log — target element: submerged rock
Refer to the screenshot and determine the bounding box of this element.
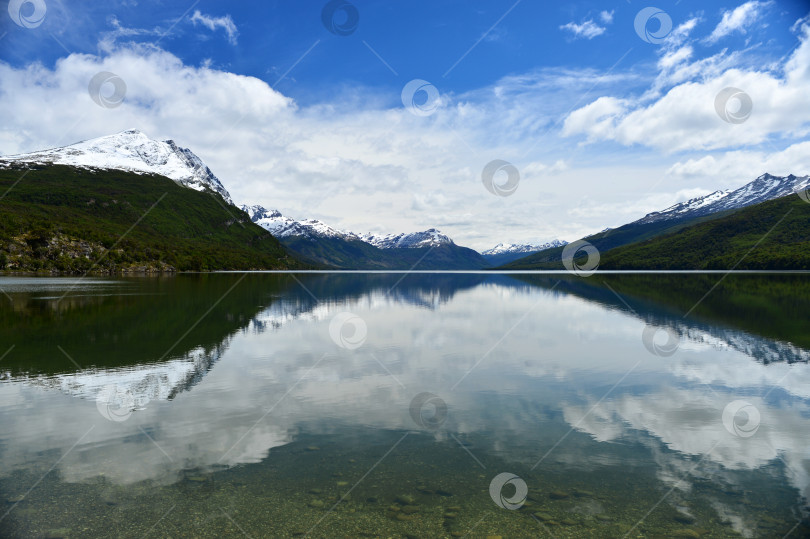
[395,494,415,505]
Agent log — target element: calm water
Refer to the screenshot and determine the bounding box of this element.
[0,273,809,538]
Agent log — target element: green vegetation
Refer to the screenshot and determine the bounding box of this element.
[0,164,307,273]
[502,194,810,270]
[599,194,810,269]
[0,273,294,375]
[500,209,734,270]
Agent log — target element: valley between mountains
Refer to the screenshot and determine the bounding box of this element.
[1,130,808,273]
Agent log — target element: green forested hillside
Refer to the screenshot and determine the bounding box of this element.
[499,210,731,270]
[599,194,810,270]
[0,164,306,272]
[500,194,810,271]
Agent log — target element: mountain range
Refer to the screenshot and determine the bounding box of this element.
[240,204,487,269]
[501,173,810,270]
[0,130,533,270]
[636,173,809,225]
[1,129,807,272]
[240,204,456,249]
[481,241,568,266]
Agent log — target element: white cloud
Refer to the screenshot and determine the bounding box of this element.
[560,20,606,40]
[561,96,627,141]
[0,45,631,248]
[190,10,239,45]
[706,1,771,44]
[658,45,694,70]
[669,17,701,46]
[562,21,810,153]
[668,140,810,180]
[1,12,806,251]
[522,159,568,178]
[98,16,164,54]
[600,10,614,25]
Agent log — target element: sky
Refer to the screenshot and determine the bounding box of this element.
[1,0,809,249]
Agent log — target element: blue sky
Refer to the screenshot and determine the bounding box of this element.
[5,1,808,103]
[2,0,810,248]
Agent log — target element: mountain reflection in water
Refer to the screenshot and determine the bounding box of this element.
[0,273,808,538]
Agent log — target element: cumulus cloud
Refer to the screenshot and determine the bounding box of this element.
[560,19,606,40]
[1,11,806,249]
[706,1,772,44]
[667,140,810,179]
[190,10,239,45]
[562,21,810,152]
[0,44,624,248]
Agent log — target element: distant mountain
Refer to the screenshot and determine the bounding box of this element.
[501,173,810,270]
[598,193,810,270]
[636,173,809,225]
[1,129,234,204]
[241,205,488,269]
[360,229,453,249]
[241,205,358,241]
[482,240,568,266]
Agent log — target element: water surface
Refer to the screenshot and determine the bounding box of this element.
[0,273,808,538]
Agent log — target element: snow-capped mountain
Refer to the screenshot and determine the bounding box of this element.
[0,129,233,204]
[360,229,453,249]
[241,205,359,240]
[482,240,568,256]
[635,173,810,226]
[242,205,457,249]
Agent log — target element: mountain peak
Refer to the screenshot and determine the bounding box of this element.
[635,173,809,226]
[241,205,357,240]
[360,229,454,249]
[482,240,567,256]
[241,204,283,221]
[0,131,233,205]
[240,205,459,249]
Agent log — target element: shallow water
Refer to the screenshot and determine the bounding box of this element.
[0,272,808,538]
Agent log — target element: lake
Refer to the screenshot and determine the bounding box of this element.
[0,272,808,538]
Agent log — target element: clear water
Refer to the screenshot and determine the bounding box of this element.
[0,273,808,538]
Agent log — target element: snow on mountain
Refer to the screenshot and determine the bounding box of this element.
[241,204,359,240]
[635,173,810,226]
[0,129,233,204]
[359,229,454,249]
[242,205,457,248]
[482,240,567,256]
